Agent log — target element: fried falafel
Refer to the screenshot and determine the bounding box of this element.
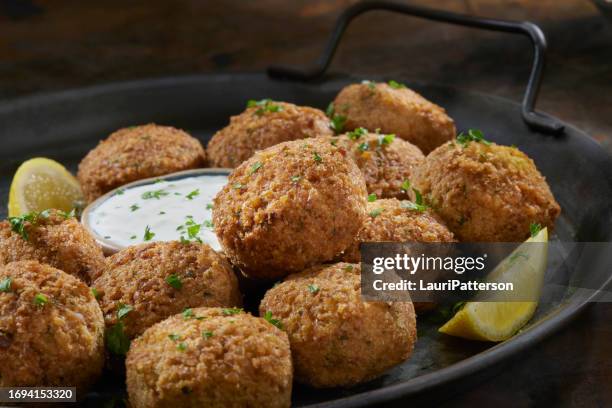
[260,263,417,388]
[0,261,104,390]
[331,129,424,199]
[413,137,561,241]
[0,209,106,283]
[207,100,333,168]
[213,138,368,280]
[332,81,456,154]
[78,124,206,202]
[126,307,292,408]
[92,241,241,341]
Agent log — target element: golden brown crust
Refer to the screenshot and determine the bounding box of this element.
[92,241,242,339]
[213,138,367,280]
[330,132,424,199]
[333,82,456,154]
[259,263,417,388]
[413,140,561,241]
[207,101,333,168]
[0,261,104,390]
[342,198,455,263]
[126,307,292,408]
[0,210,106,283]
[78,124,206,202]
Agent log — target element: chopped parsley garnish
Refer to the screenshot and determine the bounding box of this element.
[344,265,353,272]
[413,188,425,206]
[34,293,48,307]
[177,342,187,351]
[307,284,320,294]
[330,114,347,134]
[130,235,137,240]
[358,142,369,152]
[143,225,155,241]
[206,203,214,210]
[166,274,182,290]
[222,307,243,316]
[168,333,181,341]
[367,193,377,202]
[91,287,100,300]
[0,277,11,293]
[247,99,283,116]
[8,211,45,241]
[400,179,411,192]
[313,152,323,163]
[530,222,543,237]
[113,188,125,196]
[130,204,140,212]
[117,303,133,320]
[141,189,169,200]
[291,175,301,183]
[58,208,76,219]
[106,322,130,355]
[159,211,166,215]
[369,208,383,218]
[263,311,283,329]
[326,102,335,117]
[456,129,491,147]
[186,189,200,200]
[202,330,214,339]
[347,127,368,140]
[183,308,194,319]
[203,220,214,229]
[388,80,406,89]
[379,134,395,146]
[249,162,263,175]
[400,200,427,212]
[361,79,376,90]
[233,182,244,190]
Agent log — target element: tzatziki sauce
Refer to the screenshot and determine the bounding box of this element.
[87,175,227,251]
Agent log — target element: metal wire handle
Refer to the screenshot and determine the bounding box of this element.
[268,0,564,134]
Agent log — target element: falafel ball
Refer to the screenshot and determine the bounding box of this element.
[126,307,292,408]
[207,100,333,168]
[92,241,241,340]
[412,138,561,242]
[331,129,424,199]
[213,138,368,280]
[342,198,455,263]
[332,81,456,154]
[260,263,416,388]
[0,261,104,390]
[0,209,106,283]
[78,124,206,202]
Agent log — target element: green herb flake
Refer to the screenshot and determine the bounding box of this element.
[113,188,125,196]
[202,330,214,339]
[307,284,320,294]
[456,129,491,147]
[206,203,214,210]
[290,175,301,183]
[330,114,347,134]
[203,220,214,229]
[388,80,406,89]
[530,222,543,237]
[233,182,244,190]
[91,287,100,300]
[130,204,140,212]
[344,265,354,272]
[358,142,369,152]
[379,134,395,146]
[361,79,376,90]
[313,152,323,163]
[247,99,283,116]
[34,293,48,307]
[400,200,427,212]
[106,322,130,355]
[400,179,411,192]
[183,308,194,319]
[117,304,133,320]
[141,189,169,200]
[0,277,12,293]
[369,208,383,218]
[347,127,368,140]
[166,274,182,290]
[130,235,137,240]
[221,307,243,316]
[168,333,180,341]
[143,225,155,241]
[263,311,283,329]
[249,162,263,175]
[8,212,41,241]
[186,189,200,200]
[177,342,187,351]
[367,193,377,202]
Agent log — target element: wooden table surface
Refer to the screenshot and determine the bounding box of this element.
[0,1,610,407]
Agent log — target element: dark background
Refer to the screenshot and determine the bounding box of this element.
[0,0,610,407]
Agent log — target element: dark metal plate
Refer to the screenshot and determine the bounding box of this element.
[0,73,610,407]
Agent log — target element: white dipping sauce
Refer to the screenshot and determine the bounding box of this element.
[87,175,227,251]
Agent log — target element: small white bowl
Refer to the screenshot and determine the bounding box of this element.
[81,168,231,255]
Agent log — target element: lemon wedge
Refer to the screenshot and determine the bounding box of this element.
[8,158,83,217]
[439,227,548,341]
